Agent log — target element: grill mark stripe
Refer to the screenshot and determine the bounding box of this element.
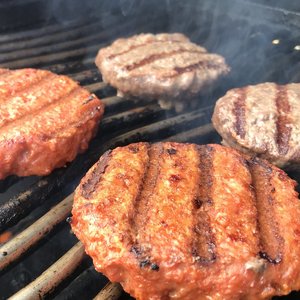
[128,143,151,240]
[248,157,284,264]
[191,145,216,264]
[125,49,206,72]
[0,85,81,132]
[81,150,112,199]
[168,60,226,79]
[0,72,57,127]
[233,87,247,139]
[130,143,163,265]
[1,72,54,105]
[0,71,50,97]
[107,39,184,60]
[275,85,291,156]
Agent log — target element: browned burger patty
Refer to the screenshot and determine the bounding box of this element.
[212,82,300,169]
[71,142,300,300]
[95,33,229,111]
[0,68,104,180]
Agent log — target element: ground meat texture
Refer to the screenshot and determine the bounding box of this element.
[95,33,229,111]
[0,68,104,179]
[212,82,300,169]
[71,142,300,300]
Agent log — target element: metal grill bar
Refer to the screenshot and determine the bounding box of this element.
[0,44,100,69]
[0,18,108,53]
[8,242,85,300]
[0,19,90,44]
[161,123,215,143]
[101,106,214,149]
[68,69,101,83]
[0,13,166,68]
[44,58,95,75]
[53,266,106,300]
[93,283,123,300]
[86,82,108,93]
[0,194,73,271]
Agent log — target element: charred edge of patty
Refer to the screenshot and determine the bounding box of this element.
[275,85,291,156]
[247,156,284,264]
[166,148,177,155]
[81,150,112,199]
[82,94,97,105]
[192,145,216,265]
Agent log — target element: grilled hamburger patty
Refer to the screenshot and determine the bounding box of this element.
[71,142,300,300]
[95,33,229,111]
[212,82,300,169]
[0,68,104,179]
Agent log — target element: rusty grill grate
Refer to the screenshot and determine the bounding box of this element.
[0,0,300,299]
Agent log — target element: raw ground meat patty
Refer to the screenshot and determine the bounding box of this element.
[71,142,300,300]
[0,68,104,179]
[95,33,229,111]
[212,82,300,169]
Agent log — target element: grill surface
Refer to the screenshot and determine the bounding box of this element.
[0,0,300,299]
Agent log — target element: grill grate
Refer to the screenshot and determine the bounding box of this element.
[0,0,300,299]
[0,4,219,298]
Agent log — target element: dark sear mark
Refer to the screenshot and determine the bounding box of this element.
[127,142,151,239]
[166,148,177,155]
[131,245,160,271]
[140,260,150,268]
[170,60,225,78]
[150,263,159,271]
[128,143,163,267]
[128,145,140,153]
[247,157,284,264]
[169,174,181,182]
[125,49,206,72]
[275,85,291,156]
[131,245,142,257]
[259,251,282,264]
[81,150,112,199]
[233,87,247,139]
[191,145,216,265]
[193,197,203,209]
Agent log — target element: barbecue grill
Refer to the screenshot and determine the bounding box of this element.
[0,0,300,299]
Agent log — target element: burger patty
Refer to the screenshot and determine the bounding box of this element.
[212,82,300,169]
[71,142,300,300]
[0,68,104,180]
[95,33,229,111]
